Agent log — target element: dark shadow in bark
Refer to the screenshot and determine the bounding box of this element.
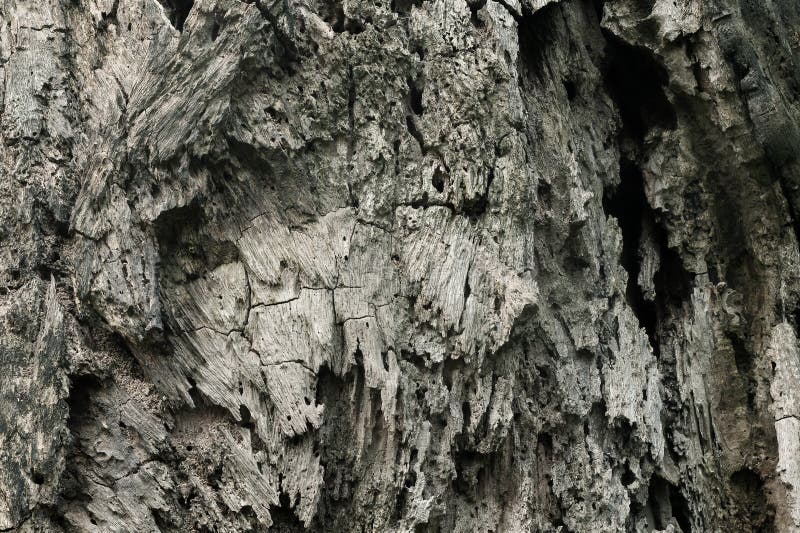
[602,159,657,341]
[729,468,776,532]
[517,3,560,83]
[156,0,194,31]
[601,30,676,142]
[647,474,692,532]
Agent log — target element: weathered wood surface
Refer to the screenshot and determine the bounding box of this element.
[1,0,800,530]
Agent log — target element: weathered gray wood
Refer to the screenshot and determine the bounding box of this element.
[1,0,800,530]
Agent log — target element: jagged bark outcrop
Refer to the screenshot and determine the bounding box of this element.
[1,0,800,531]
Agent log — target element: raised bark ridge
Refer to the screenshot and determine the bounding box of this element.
[1,0,800,531]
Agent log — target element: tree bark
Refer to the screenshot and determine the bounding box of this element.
[1,0,799,530]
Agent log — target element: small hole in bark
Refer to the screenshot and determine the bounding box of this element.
[432,167,446,192]
[210,21,220,41]
[67,374,103,428]
[621,466,636,486]
[563,78,577,100]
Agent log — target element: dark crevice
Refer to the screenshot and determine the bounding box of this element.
[151,509,172,531]
[730,334,756,410]
[647,475,692,532]
[603,160,692,352]
[729,468,776,531]
[331,8,365,34]
[270,491,304,528]
[432,166,446,193]
[393,474,411,521]
[603,160,657,340]
[407,77,424,116]
[621,464,636,487]
[239,404,255,429]
[533,431,561,527]
[251,0,301,66]
[467,0,487,28]
[156,0,193,31]
[405,115,427,155]
[98,0,119,32]
[322,3,346,32]
[154,199,205,252]
[601,30,677,142]
[517,3,560,82]
[391,0,423,15]
[600,21,693,350]
[458,401,472,449]
[592,0,605,22]
[461,192,489,219]
[670,487,692,533]
[537,180,552,208]
[67,374,103,424]
[452,448,491,496]
[775,168,800,257]
[652,226,693,314]
[562,78,577,101]
[367,388,386,456]
[154,198,239,287]
[462,166,493,219]
[185,375,204,407]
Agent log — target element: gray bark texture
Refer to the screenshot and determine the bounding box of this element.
[2,0,800,530]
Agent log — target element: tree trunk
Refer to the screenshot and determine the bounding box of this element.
[2,0,800,530]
